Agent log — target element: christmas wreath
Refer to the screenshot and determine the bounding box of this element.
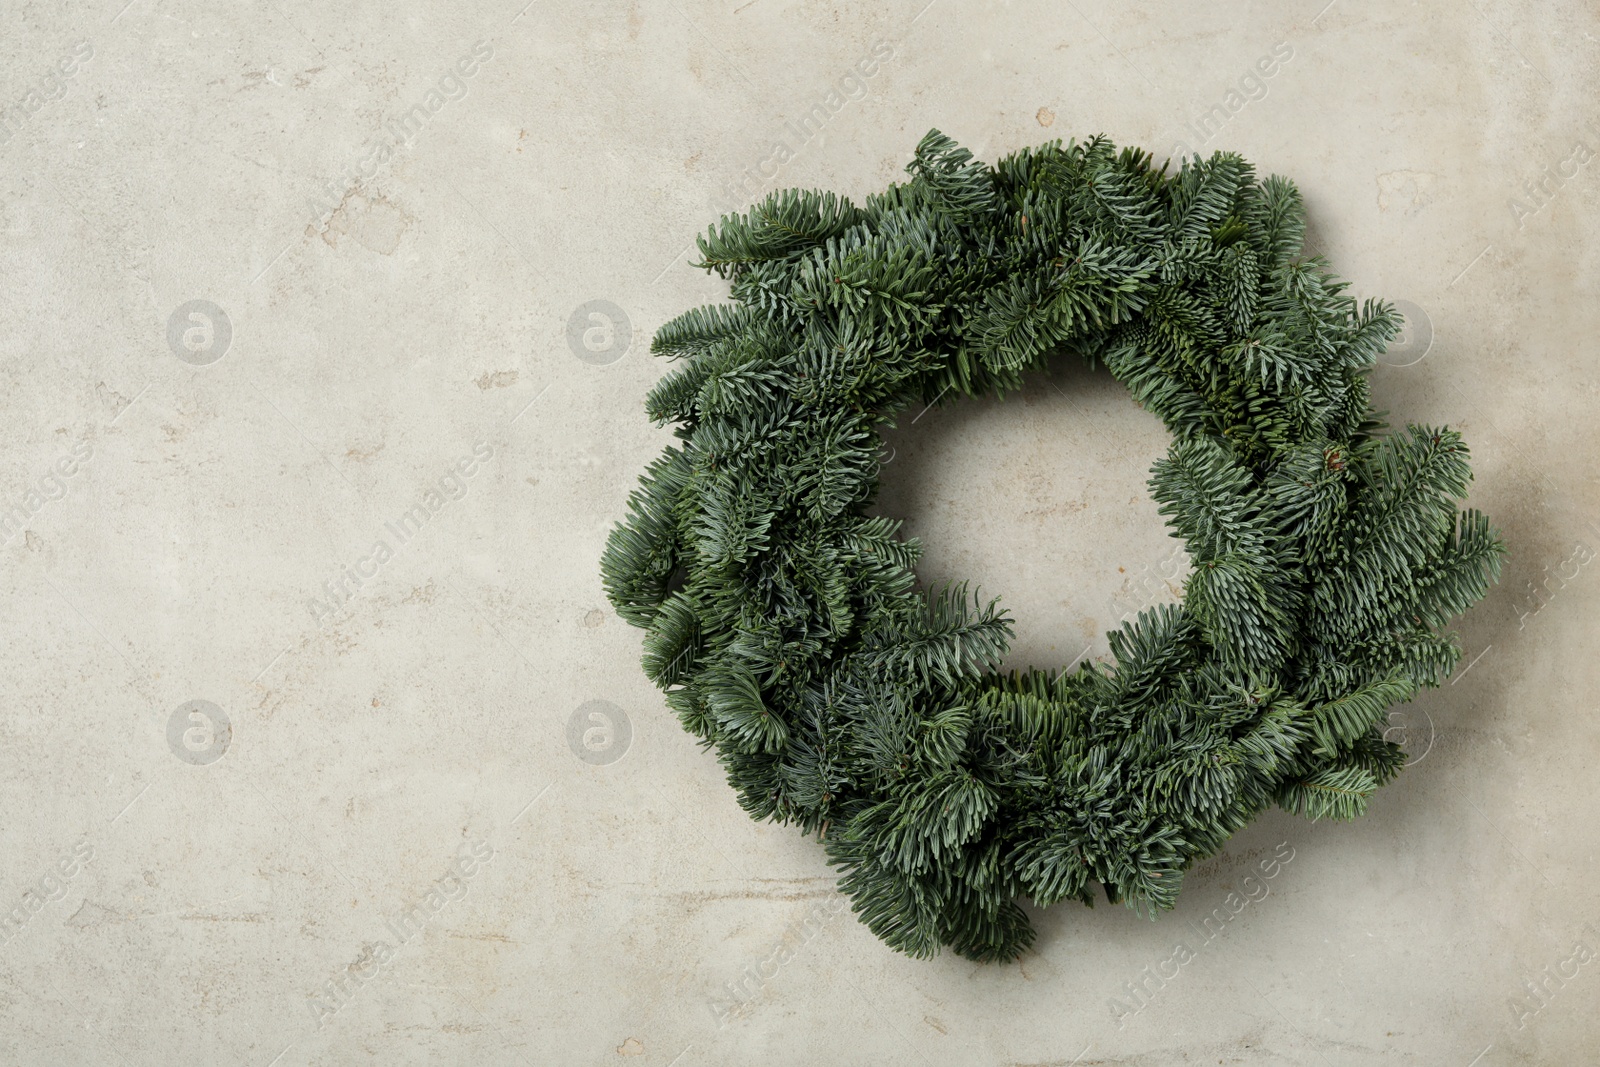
[602,130,1504,962]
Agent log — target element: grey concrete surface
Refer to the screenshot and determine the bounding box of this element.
[1,1,1597,1064]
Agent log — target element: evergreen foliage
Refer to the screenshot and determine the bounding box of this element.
[602,130,1505,962]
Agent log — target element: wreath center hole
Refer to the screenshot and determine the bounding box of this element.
[874,354,1193,674]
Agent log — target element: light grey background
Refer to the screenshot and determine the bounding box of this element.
[2,1,1596,1064]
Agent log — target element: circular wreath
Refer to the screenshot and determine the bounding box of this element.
[602,130,1504,962]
